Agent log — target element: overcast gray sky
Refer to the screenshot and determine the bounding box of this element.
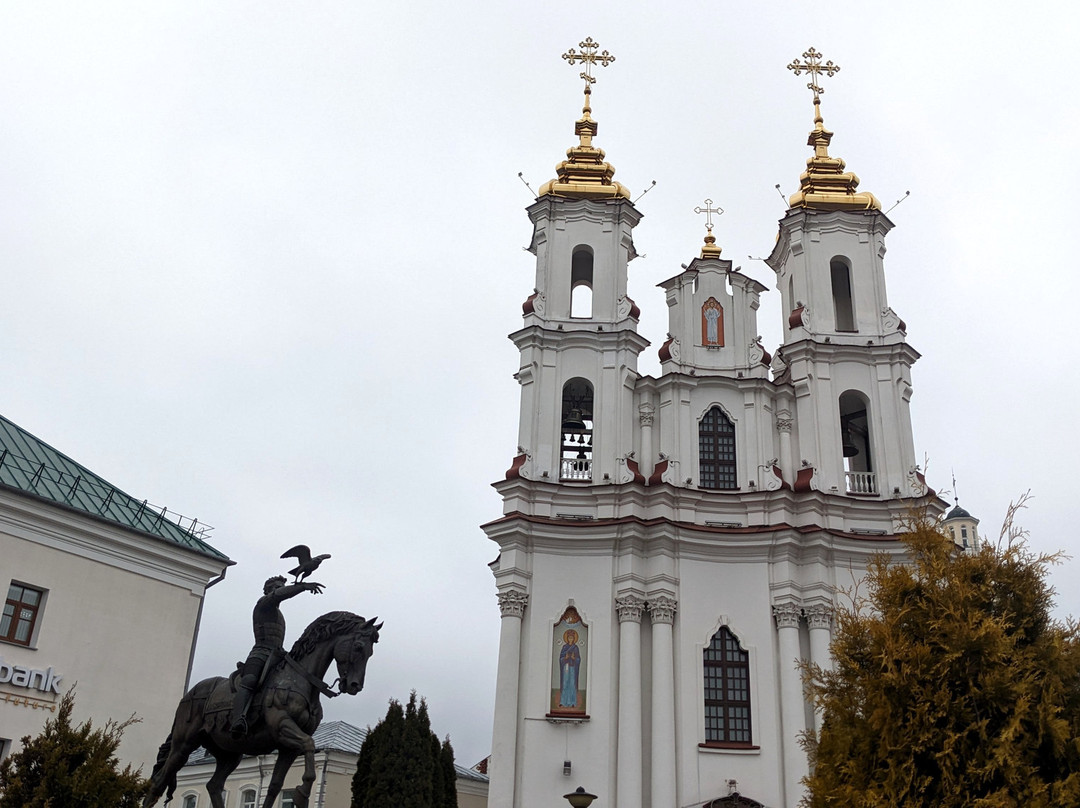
[2,2,1077,768]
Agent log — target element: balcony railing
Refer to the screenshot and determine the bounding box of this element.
[560,457,592,482]
[845,471,877,495]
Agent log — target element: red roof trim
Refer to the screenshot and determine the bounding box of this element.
[793,467,814,492]
[505,453,526,480]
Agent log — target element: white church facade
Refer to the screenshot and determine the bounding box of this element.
[484,44,943,808]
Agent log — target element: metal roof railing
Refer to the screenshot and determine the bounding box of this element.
[0,446,216,547]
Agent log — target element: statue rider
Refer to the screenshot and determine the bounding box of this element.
[229,575,323,737]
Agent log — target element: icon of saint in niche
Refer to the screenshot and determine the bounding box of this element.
[559,629,581,708]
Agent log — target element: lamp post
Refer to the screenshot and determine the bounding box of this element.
[563,785,598,807]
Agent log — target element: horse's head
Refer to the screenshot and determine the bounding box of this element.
[334,616,381,695]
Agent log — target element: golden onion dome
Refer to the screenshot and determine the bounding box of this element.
[785,47,880,212]
[539,87,630,200]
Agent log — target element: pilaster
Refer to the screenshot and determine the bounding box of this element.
[490,589,528,808]
[649,595,677,808]
[615,594,645,808]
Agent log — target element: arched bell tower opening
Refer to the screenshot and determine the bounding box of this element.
[839,390,874,493]
[561,378,594,481]
[830,257,856,332]
[570,246,594,318]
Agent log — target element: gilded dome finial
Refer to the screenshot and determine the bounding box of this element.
[785,47,880,211]
[694,198,724,259]
[538,37,630,200]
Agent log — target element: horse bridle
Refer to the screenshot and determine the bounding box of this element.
[283,653,340,699]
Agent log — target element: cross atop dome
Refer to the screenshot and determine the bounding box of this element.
[538,37,630,200]
[787,47,840,107]
[562,37,616,89]
[785,46,880,212]
[694,198,724,258]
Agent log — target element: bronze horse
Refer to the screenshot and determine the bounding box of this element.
[144,611,380,808]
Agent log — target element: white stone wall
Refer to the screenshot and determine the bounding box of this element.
[0,489,226,773]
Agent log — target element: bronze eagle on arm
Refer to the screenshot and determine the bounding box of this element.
[281,545,332,584]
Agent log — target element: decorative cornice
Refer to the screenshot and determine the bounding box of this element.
[615,594,646,623]
[497,589,529,618]
[772,602,802,630]
[648,595,677,624]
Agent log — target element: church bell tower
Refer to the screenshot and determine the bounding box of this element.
[765,48,922,502]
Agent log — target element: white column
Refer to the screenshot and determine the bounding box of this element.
[490,589,528,808]
[773,603,808,808]
[776,411,794,483]
[649,595,678,808]
[805,604,833,733]
[639,405,655,479]
[615,594,646,808]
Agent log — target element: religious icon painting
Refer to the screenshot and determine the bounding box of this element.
[549,605,588,716]
[702,297,724,346]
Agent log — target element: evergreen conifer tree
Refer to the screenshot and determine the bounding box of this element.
[803,505,1080,807]
[0,689,148,808]
[352,693,458,808]
[439,736,458,808]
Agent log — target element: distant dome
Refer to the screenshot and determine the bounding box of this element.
[945,504,972,521]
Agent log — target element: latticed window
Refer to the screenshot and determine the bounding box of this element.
[704,626,751,744]
[699,407,736,489]
[241,790,257,808]
[1,583,43,646]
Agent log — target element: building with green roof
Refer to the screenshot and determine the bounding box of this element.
[0,412,231,773]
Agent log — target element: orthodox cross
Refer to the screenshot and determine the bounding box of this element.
[694,198,724,233]
[787,47,840,103]
[562,37,616,87]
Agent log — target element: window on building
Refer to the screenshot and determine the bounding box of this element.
[703,626,752,745]
[570,247,594,318]
[699,407,736,489]
[241,789,257,808]
[281,791,297,808]
[182,795,197,808]
[1,583,44,646]
[830,258,856,332]
[0,738,11,763]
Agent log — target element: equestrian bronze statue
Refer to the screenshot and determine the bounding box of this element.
[143,554,380,808]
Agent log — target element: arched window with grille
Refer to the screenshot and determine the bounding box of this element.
[699,406,736,489]
[703,626,752,745]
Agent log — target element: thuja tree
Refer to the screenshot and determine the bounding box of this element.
[352,692,458,808]
[803,502,1080,807]
[0,689,148,808]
